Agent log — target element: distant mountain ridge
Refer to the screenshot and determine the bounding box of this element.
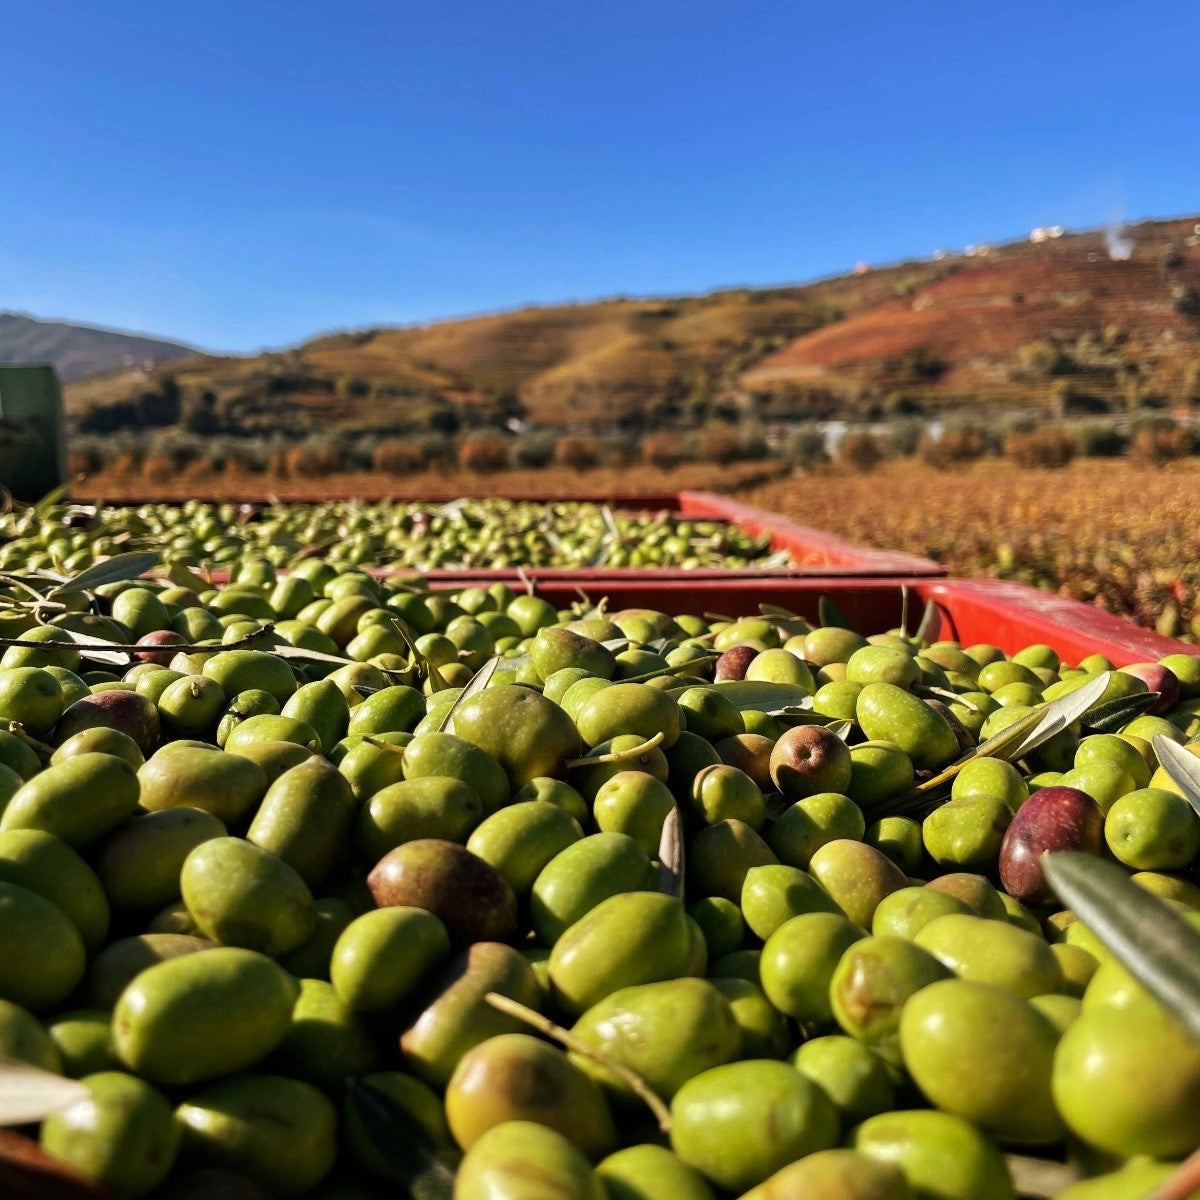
[53,212,1200,435]
[0,312,196,384]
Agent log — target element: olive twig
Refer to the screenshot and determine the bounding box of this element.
[564,730,665,770]
[5,722,54,761]
[0,625,275,655]
[483,992,673,1133]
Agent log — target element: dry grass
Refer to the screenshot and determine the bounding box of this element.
[747,457,1200,639]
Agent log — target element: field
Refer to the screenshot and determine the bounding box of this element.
[747,457,1200,639]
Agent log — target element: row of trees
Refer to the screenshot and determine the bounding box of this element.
[68,414,1200,481]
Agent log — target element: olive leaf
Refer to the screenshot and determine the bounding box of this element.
[656,803,685,900]
[440,657,503,734]
[1002,672,1112,762]
[825,719,855,742]
[1042,851,1200,1041]
[918,686,978,711]
[0,1060,89,1126]
[1003,1154,1079,1199]
[914,598,941,644]
[759,603,808,625]
[343,1078,458,1199]
[880,675,1112,819]
[877,708,1046,816]
[1082,690,1160,734]
[600,504,621,540]
[386,617,450,692]
[619,653,719,686]
[713,680,816,713]
[270,643,410,683]
[47,551,160,598]
[818,594,858,633]
[898,585,910,638]
[1152,735,1200,819]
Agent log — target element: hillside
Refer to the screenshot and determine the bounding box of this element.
[64,214,1200,437]
[743,216,1200,417]
[0,313,196,384]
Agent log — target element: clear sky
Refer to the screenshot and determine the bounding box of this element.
[1,0,1195,352]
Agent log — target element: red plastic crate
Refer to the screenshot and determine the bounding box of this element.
[118,492,945,578]
[440,575,1195,668]
[676,491,944,575]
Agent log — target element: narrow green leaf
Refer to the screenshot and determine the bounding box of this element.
[818,595,858,633]
[40,628,152,667]
[915,599,941,645]
[1082,690,1160,734]
[876,707,1045,816]
[48,552,160,598]
[619,653,719,686]
[1005,672,1111,762]
[1042,851,1200,1041]
[713,680,816,713]
[441,657,502,734]
[898,585,910,638]
[919,686,978,712]
[271,643,408,681]
[344,1079,458,1199]
[1153,735,1200,820]
[759,603,806,623]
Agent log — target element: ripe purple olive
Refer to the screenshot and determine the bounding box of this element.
[54,690,161,756]
[714,646,758,683]
[134,630,188,666]
[769,724,853,799]
[367,839,518,946]
[1120,663,1180,715]
[998,786,1104,907]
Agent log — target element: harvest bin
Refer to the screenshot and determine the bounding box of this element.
[426,574,1196,668]
[416,491,944,579]
[110,492,946,578]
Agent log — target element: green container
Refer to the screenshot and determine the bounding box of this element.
[0,366,67,501]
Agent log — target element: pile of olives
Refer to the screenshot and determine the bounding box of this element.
[0,559,1198,1200]
[0,499,788,573]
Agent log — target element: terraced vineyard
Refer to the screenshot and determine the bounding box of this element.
[749,458,1200,641]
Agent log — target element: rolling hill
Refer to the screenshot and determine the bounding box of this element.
[0,313,196,384]
[63,213,1200,437]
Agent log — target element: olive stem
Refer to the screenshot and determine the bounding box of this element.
[564,730,665,770]
[1150,1147,1200,1200]
[483,992,673,1133]
[618,653,720,686]
[6,723,56,761]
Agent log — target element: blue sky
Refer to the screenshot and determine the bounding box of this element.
[1,1,1195,352]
